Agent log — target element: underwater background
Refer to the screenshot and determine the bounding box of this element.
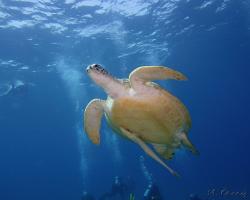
[0,0,249,199]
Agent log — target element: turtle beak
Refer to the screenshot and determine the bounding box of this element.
[86,64,99,73]
[86,65,92,73]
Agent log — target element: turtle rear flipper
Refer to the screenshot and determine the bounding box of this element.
[179,133,199,155]
[120,128,180,177]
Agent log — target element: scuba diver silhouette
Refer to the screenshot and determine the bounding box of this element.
[189,194,204,200]
[143,183,163,200]
[0,80,32,99]
[99,176,128,200]
[81,191,95,200]
[0,80,33,112]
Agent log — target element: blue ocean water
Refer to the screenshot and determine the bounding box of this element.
[0,0,249,199]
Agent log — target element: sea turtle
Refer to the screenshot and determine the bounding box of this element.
[84,64,198,176]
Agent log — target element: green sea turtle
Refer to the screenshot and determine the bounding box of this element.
[84,64,198,176]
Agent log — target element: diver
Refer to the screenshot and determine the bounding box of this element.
[99,176,128,200]
[189,194,204,200]
[143,183,163,200]
[0,80,30,98]
[0,80,32,111]
[8,80,29,96]
[0,83,12,97]
[81,191,95,200]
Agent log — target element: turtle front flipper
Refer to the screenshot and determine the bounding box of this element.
[120,128,180,177]
[84,99,105,145]
[129,66,187,89]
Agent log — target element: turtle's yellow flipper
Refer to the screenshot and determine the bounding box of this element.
[84,99,105,145]
[180,133,199,155]
[120,128,180,177]
[129,66,187,87]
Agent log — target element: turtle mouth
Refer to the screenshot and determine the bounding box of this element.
[86,64,109,75]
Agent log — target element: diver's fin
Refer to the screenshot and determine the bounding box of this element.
[129,193,135,200]
[120,128,180,177]
[180,133,199,155]
[152,144,175,160]
[84,99,105,145]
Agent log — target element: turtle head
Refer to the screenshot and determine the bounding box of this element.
[86,64,126,98]
[86,64,109,75]
[86,64,113,86]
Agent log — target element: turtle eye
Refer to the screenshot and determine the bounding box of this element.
[92,64,102,70]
